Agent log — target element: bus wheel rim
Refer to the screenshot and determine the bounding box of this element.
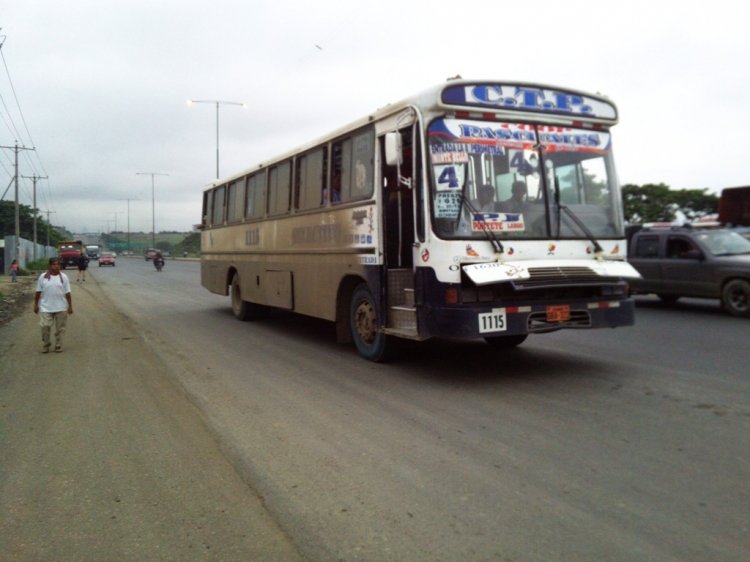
[355,301,377,344]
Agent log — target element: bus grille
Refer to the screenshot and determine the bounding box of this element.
[515,266,601,288]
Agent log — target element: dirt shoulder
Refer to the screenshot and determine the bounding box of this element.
[0,274,36,328]
[0,273,303,561]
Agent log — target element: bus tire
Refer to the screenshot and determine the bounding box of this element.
[230,274,250,320]
[350,283,391,362]
[722,279,750,317]
[484,334,528,348]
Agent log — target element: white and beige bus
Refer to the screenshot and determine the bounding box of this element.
[200,79,640,361]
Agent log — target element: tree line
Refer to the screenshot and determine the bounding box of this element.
[0,200,67,246]
[621,184,718,224]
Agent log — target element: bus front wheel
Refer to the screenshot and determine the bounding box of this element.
[350,284,391,362]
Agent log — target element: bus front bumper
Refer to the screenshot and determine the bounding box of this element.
[418,298,636,339]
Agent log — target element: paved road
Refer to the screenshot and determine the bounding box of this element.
[98,259,749,561]
[2,260,748,561]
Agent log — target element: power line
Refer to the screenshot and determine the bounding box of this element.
[0,32,49,180]
[0,42,40,157]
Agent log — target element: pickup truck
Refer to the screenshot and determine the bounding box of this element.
[627,225,750,317]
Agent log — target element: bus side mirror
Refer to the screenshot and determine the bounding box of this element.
[385,132,403,166]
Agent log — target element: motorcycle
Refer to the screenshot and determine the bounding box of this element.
[153,256,165,272]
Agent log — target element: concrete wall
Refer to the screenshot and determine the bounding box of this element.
[2,236,57,274]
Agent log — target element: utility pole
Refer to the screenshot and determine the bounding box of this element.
[21,174,48,261]
[0,142,36,260]
[42,210,56,257]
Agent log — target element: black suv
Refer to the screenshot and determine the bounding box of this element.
[628,226,750,317]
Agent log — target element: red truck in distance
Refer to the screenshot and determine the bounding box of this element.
[57,240,84,269]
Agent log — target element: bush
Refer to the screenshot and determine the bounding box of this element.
[24,258,51,273]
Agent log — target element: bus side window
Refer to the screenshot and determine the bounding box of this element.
[351,128,374,200]
[331,127,374,204]
[227,177,245,223]
[212,186,226,225]
[246,173,265,219]
[296,148,326,210]
[203,191,211,227]
[268,161,291,216]
[331,139,349,204]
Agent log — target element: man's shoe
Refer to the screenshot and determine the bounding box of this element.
[54,345,62,353]
[42,346,50,354]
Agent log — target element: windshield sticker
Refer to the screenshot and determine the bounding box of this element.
[431,151,470,164]
[471,212,526,232]
[433,164,465,192]
[441,84,617,121]
[435,191,462,218]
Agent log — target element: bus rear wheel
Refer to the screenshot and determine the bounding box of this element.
[230,274,250,320]
[350,284,391,362]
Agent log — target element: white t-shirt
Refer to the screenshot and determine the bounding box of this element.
[36,272,71,313]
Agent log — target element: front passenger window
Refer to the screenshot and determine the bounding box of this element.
[667,237,698,259]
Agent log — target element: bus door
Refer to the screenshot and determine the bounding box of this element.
[381,125,418,334]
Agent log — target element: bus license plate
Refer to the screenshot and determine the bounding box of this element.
[478,308,507,333]
[546,305,570,322]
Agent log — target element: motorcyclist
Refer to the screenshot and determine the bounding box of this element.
[153,250,165,271]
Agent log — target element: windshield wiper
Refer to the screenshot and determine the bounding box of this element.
[550,175,604,256]
[558,204,604,256]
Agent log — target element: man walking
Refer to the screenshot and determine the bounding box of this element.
[76,251,90,282]
[34,257,73,353]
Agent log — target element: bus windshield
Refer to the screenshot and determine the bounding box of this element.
[428,118,623,240]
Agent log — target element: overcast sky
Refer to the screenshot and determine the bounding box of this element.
[2,0,748,234]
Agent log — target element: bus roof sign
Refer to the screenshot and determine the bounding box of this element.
[441,83,617,122]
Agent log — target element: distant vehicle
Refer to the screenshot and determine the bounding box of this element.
[98,252,116,267]
[628,225,750,317]
[718,186,750,227]
[57,240,84,269]
[144,248,158,261]
[85,244,101,260]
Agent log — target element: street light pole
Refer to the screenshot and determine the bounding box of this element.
[187,99,245,179]
[136,172,168,249]
[118,198,137,254]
